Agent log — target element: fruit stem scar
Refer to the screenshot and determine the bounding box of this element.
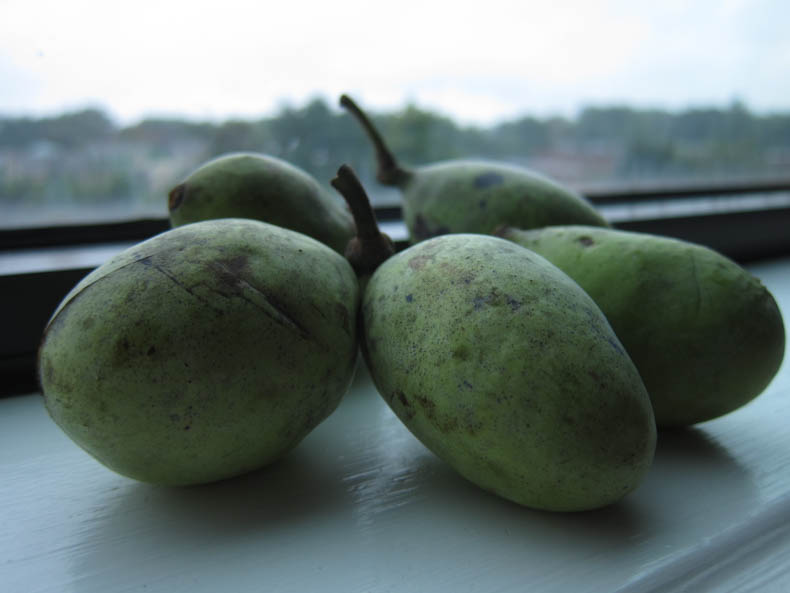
[168,183,185,211]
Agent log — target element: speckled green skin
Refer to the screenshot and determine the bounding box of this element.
[361,234,656,511]
[38,219,359,485]
[168,153,356,254]
[399,161,608,243]
[500,226,786,427]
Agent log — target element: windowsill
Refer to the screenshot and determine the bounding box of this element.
[0,242,139,275]
[2,253,789,591]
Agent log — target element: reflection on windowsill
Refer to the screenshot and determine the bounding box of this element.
[599,192,790,222]
[0,242,137,275]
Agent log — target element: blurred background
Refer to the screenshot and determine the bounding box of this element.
[1,0,789,227]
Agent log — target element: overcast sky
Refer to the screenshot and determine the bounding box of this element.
[1,0,788,126]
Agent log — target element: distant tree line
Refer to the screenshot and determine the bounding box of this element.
[2,97,789,222]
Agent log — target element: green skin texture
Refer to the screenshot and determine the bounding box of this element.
[398,160,609,243]
[38,219,359,485]
[168,153,356,254]
[361,234,656,512]
[500,225,786,427]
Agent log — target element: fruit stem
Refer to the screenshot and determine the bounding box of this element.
[340,94,412,187]
[331,164,395,277]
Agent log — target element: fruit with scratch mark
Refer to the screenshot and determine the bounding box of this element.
[38,218,359,485]
[339,94,608,243]
[168,152,355,254]
[331,165,655,512]
[497,225,786,426]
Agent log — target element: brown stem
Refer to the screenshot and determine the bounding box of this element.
[339,94,411,187]
[331,164,395,277]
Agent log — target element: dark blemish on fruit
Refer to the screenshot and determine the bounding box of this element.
[392,390,415,420]
[399,392,410,409]
[421,400,471,435]
[413,214,450,241]
[406,294,413,303]
[424,411,459,434]
[466,420,483,436]
[184,425,191,431]
[498,244,521,257]
[474,172,505,189]
[485,459,508,479]
[168,183,186,211]
[506,296,522,311]
[442,417,460,433]
[452,345,470,361]
[224,254,249,274]
[588,369,607,390]
[42,358,55,385]
[460,380,474,390]
[578,236,595,247]
[413,215,431,240]
[213,255,250,287]
[335,303,351,336]
[112,338,132,364]
[479,199,487,209]
[147,346,156,356]
[408,254,435,270]
[415,395,436,420]
[473,290,501,310]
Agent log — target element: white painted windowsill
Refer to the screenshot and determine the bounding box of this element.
[2,257,789,593]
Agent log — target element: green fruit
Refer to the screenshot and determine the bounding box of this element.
[359,233,656,512]
[168,152,356,254]
[340,94,608,243]
[498,225,786,427]
[38,219,359,485]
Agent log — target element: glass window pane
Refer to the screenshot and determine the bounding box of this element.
[2,1,789,228]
